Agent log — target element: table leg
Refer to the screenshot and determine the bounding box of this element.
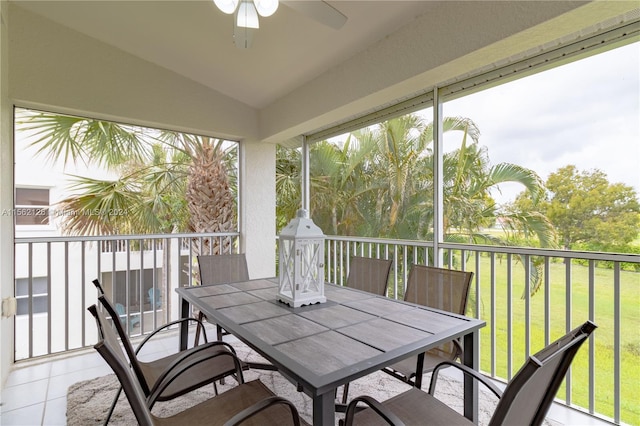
[312,391,335,426]
[414,352,425,389]
[179,297,190,351]
[463,330,479,423]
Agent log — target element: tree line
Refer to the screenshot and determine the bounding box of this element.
[277,115,639,256]
[18,109,640,260]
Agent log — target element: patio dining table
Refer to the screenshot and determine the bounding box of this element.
[176,278,485,426]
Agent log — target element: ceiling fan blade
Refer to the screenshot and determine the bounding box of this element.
[282,1,347,30]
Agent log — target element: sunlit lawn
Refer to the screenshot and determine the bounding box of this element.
[464,256,639,424]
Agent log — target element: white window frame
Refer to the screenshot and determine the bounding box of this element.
[14,187,52,228]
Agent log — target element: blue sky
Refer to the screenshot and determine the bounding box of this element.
[442,41,640,205]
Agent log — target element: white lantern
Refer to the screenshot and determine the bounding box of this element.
[278,209,326,308]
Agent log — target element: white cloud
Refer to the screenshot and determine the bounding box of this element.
[440,42,639,204]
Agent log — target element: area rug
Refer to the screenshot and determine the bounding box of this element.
[66,341,548,425]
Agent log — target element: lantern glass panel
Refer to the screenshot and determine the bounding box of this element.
[279,238,295,298]
[297,240,322,294]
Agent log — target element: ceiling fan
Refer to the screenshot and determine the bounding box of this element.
[213,0,348,48]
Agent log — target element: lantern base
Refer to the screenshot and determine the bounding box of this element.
[277,294,326,308]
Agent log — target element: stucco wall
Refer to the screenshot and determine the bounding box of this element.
[241,141,277,278]
[0,0,14,387]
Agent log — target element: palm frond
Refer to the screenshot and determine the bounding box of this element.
[21,114,88,166]
[55,175,145,235]
[489,163,545,203]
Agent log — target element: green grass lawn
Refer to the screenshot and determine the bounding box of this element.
[464,257,639,424]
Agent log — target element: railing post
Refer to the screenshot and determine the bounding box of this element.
[432,87,444,267]
[169,235,181,320]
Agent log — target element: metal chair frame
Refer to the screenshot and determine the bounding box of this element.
[195,254,277,372]
[89,303,304,426]
[344,321,597,426]
[382,264,474,389]
[92,279,237,425]
[341,256,393,403]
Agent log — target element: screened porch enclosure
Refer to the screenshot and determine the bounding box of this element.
[2,2,640,425]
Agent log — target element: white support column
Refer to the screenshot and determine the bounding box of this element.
[301,135,310,212]
[240,139,276,278]
[0,0,15,386]
[433,87,444,267]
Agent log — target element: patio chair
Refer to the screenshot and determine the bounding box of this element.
[382,264,473,388]
[195,254,276,372]
[345,256,393,296]
[340,256,392,403]
[93,278,142,333]
[148,287,162,309]
[89,304,306,426]
[195,253,250,343]
[114,302,141,333]
[91,279,240,425]
[343,320,597,426]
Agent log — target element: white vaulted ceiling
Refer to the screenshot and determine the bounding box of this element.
[10,1,639,143]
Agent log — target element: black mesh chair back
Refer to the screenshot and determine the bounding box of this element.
[89,304,157,425]
[489,321,597,425]
[91,280,152,395]
[345,256,393,296]
[405,264,473,361]
[195,253,249,342]
[339,256,392,403]
[380,264,474,389]
[197,254,249,285]
[194,253,276,373]
[404,264,473,314]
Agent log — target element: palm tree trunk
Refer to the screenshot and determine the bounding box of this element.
[186,139,236,258]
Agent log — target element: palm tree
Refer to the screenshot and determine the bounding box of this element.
[276,146,302,232]
[369,115,428,237]
[17,109,238,255]
[276,113,556,295]
[309,133,381,235]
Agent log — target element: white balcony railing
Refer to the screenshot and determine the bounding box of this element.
[324,235,639,426]
[13,233,639,425]
[13,232,240,360]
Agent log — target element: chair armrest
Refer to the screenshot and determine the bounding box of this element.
[150,341,240,396]
[344,396,406,426]
[222,396,302,426]
[147,347,245,407]
[134,317,210,355]
[156,340,240,385]
[429,361,503,399]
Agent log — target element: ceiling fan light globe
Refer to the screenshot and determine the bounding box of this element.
[237,1,260,29]
[213,0,239,14]
[254,0,278,17]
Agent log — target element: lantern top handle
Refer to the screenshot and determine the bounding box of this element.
[279,208,324,238]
